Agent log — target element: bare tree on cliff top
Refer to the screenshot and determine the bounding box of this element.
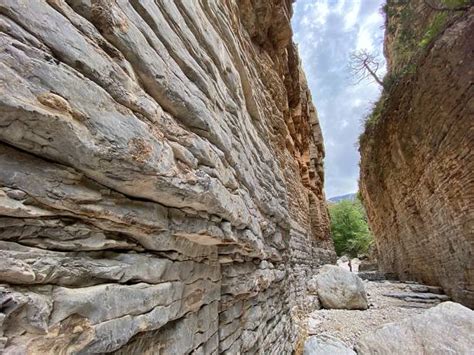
[349,49,385,88]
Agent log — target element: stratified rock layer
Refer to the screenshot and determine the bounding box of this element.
[360,3,473,307]
[0,0,335,353]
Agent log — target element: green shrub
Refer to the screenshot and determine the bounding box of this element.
[419,12,448,48]
[362,95,386,132]
[360,60,417,142]
[328,198,374,257]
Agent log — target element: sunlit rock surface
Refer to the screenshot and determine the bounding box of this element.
[360,2,473,308]
[0,0,335,353]
[356,302,474,354]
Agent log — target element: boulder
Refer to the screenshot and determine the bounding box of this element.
[356,302,474,354]
[314,265,368,310]
[304,335,356,355]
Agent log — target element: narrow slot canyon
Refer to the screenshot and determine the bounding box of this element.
[0,0,472,354]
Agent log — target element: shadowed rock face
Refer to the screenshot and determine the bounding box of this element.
[360,2,474,308]
[0,0,334,353]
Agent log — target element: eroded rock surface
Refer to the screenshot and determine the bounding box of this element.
[0,0,335,353]
[360,2,474,307]
[356,301,474,354]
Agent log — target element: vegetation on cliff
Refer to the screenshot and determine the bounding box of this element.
[359,0,471,140]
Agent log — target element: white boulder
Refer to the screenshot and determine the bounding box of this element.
[314,265,368,310]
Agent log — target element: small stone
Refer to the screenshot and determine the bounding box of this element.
[72,326,83,333]
[5,189,27,201]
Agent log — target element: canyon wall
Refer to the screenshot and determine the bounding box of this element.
[360,1,473,307]
[0,0,335,353]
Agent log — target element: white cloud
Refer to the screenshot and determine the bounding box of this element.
[292,0,386,198]
[356,29,374,50]
[332,0,347,15]
[305,1,331,27]
[356,12,384,50]
[343,0,361,30]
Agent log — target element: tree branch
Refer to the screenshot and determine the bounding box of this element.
[364,62,385,87]
[349,49,385,88]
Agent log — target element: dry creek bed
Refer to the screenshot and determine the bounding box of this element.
[304,278,448,348]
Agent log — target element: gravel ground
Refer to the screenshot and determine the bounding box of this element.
[305,279,443,347]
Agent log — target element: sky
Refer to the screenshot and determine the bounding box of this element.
[292,0,386,199]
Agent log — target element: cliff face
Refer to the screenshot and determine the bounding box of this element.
[360,1,473,307]
[0,0,335,353]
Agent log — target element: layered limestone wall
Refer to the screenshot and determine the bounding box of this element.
[360,2,473,307]
[0,0,335,353]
